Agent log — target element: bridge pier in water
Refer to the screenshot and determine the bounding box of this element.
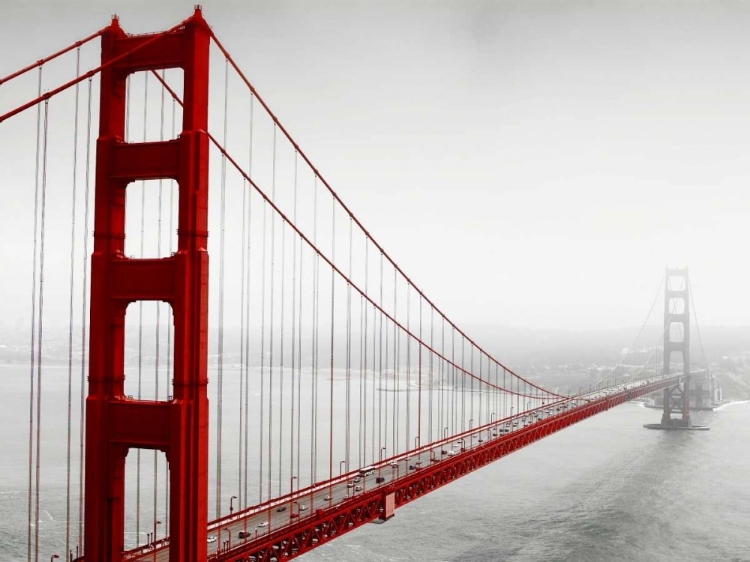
[645,268,709,431]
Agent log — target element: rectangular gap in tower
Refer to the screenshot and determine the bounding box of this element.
[125,70,184,143]
[125,179,179,259]
[665,350,685,374]
[124,447,170,551]
[668,297,685,314]
[669,322,685,343]
[124,301,175,401]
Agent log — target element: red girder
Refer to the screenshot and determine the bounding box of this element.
[186,377,682,562]
[83,8,211,562]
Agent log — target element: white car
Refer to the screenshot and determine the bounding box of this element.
[207,535,217,543]
[257,521,268,528]
[299,504,308,511]
[389,461,398,467]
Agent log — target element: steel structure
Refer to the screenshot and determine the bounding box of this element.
[660,268,691,427]
[0,9,711,562]
[85,10,211,561]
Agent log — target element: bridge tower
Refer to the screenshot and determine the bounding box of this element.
[660,267,692,428]
[84,8,210,562]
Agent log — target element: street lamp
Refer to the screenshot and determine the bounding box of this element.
[50,556,59,562]
[414,436,420,449]
[443,426,449,440]
[469,418,473,430]
[222,528,231,551]
[229,495,237,515]
[290,475,297,497]
[339,460,347,476]
[153,519,162,545]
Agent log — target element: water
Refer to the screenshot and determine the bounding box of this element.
[297,401,750,562]
[1,359,748,561]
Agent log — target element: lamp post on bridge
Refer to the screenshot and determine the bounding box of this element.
[229,495,237,515]
[290,475,297,498]
[222,528,231,552]
[50,555,59,562]
[340,460,347,477]
[379,447,386,481]
[443,426,449,440]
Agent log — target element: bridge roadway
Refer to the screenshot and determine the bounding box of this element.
[120,374,681,562]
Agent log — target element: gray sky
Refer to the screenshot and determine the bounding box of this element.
[1,0,748,331]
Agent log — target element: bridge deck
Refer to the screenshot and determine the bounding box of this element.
[111,375,682,562]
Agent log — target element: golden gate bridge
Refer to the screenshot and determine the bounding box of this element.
[0,7,711,562]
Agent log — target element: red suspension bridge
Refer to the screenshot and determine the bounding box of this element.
[0,8,710,562]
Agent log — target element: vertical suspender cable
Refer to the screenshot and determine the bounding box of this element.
[165,95,176,531]
[259,187,267,503]
[439,317,444,443]
[417,295,422,451]
[268,124,277,507]
[370,243,376,465]
[451,329,456,435]
[378,253,383,458]
[295,167,303,491]
[153,68,166,542]
[383,260,388,454]
[243,93,254,507]
[461,336,465,432]
[238,166,246,504]
[78,76,93,554]
[428,307,433,444]
[216,58,229,518]
[34,98,51,562]
[289,151,298,492]
[311,176,319,486]
[392,270,397,454]
[27,66,43,562]
[65,47,81,559]
[363,239,369,466]
[357,258,367,467]
[328,201,336,485]
[136,73,148,546]
[345,216,352,472]
[406,285,410,453]
[279,137,287,498]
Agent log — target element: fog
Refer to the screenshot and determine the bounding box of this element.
[1,0,749,333]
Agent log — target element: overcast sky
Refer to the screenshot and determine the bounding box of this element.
[1,0,749,332]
